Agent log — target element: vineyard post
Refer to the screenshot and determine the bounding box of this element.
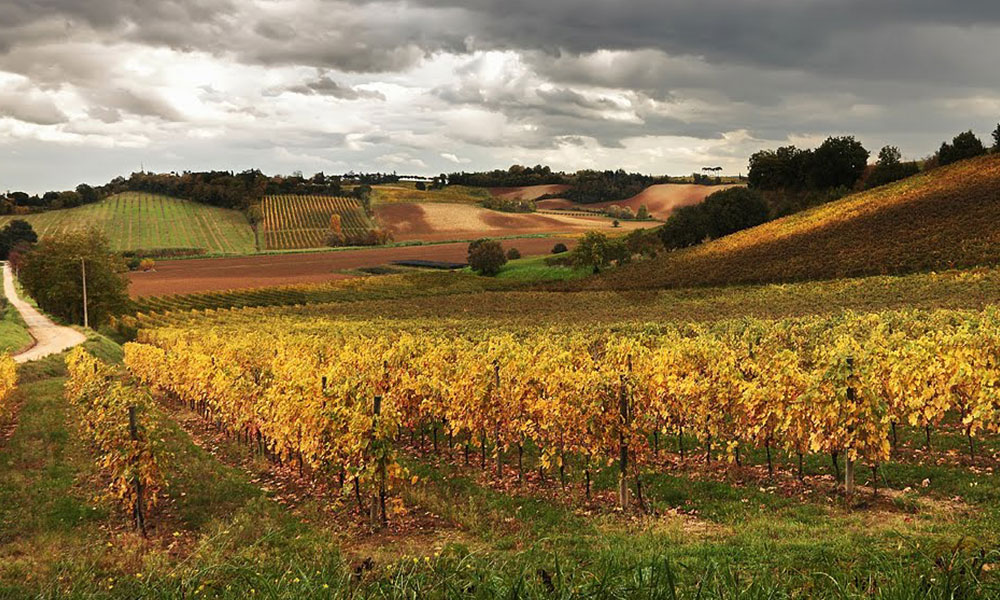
[618,373,630,510]
[128,406,147,536]
[371,395,387,529]
[494,362,503,479]
[845,357,856,495]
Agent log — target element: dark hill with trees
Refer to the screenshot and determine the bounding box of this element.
[580,153,1000,290]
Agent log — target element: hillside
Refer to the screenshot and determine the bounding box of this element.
[588,154,1000,290]
[374,202,646,242]
[537,183,743,219]
[260,195,374,250]
[0,192,256,255]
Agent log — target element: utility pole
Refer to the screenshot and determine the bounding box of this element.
[80,257,88,329]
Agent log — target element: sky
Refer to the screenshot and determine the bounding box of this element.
[1,0,999,194]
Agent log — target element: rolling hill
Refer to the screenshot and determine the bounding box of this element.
[532,183,741,220]
[587,153,1000,290]
[0,192,256,254]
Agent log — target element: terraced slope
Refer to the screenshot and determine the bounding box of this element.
[261,195,374,250]
[588,154,1000,290]
[0,192,256,254]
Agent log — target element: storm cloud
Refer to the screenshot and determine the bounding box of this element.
[1,0,998,192]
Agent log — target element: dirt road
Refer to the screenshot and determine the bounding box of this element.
[2,263,87,363]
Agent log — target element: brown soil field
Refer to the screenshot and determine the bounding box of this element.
[489,184,572,201]
[127,237,573,297]
[538,183,745,220]
[375,202,646,242]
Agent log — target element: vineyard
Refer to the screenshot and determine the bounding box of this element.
[0,192,256,254]
[261,195,374,250]
[113,306,1000,524]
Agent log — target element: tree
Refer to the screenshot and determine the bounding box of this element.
[19,229,129,326]
[864,146,920,189]
[569,231,630,273]
[938,131,986,166]
[76,184,99,205]
[415,182,426,191]
[467,239,507,276]
[636,205,650,220]
[659,187,768,250]
[551,243,568,254]
[0,220,38,259]
[876,145,902,167]
[353,185,373,215]
[506,247,521,260]
[992,124,1000,152]
[807,136,869,189]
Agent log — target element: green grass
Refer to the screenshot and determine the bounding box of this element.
[0,301,32,355]
[464,254,590,283]
[589,154,1000,290]
[0,192,256,254]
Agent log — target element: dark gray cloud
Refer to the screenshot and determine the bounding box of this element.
[1,0,999,193]
[278,75,386,100]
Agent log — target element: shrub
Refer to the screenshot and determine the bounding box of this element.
[612,220,620,228]
[415,182,426,191]
[551,243,568,254]
[506,247,521,260]
[139,258,155,272]
[326,229,393,247]
[467,239,507,276]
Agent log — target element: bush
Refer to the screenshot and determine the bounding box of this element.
[482,196,536,213]
[506,247,521,260]
[551,243,568,254]
[467,239,507,276]
[139,258,155,272]
[612,220,620,228]
[326,229,393,247]
[414,182,426,191]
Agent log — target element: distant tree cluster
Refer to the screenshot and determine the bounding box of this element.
[936,131,987,166]
[748,136,870,192]
[448,165,566,188]
[325,228,393,248]
[559,170,667,204]
[659,188,769,250]
[481,196,536,213]
[862,146,920,190]
[0,220,38,259]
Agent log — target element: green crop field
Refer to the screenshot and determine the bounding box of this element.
[0,192,256,255]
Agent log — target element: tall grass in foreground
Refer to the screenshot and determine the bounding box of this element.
[13,549,997,599]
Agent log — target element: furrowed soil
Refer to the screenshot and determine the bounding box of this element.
[127,237,574,297]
